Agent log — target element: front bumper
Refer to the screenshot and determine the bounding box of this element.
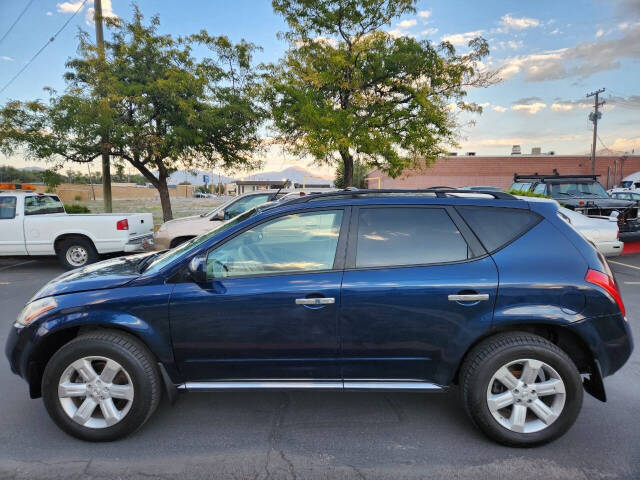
[124,234,154,252]
[153,231,172,251]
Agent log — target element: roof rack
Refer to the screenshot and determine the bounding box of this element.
[287,188,516,204]
[514,173,599,182]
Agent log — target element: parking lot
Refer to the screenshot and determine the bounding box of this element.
[1,255,639,480]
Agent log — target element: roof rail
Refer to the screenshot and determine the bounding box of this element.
[287,188,517,204]
[514,173,599,182]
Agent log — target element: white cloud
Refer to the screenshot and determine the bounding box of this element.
[56,1,84,13]
[441,30,484,46]
[499,14,540,31]
[418,10,432,19]
[596,28,604,37]
[492,105,507,112]
[1,56,14,62]
[550,99,591,112]
[512,97,547,114]
[46,11,53,16]
[398,19,417,29]
[387,28,405,38]
[420,28,438,36]
[609,136,640,151]
[498,22,640,82]
[57,1,117,26]
[550,28,560,35]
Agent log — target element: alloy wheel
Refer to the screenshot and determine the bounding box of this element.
[486,358,566,434]
[58,356,134,429]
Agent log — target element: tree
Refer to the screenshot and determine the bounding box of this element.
[0,8,265,221]
[42,169,62,193]
[265,0,498,186]
[334,158,368,189]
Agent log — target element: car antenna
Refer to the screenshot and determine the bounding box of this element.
[271,179,288,200]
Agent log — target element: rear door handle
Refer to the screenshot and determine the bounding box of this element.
[295,297,335,305]
[448,294,489,302]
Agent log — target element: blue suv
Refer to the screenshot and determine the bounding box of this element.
[5,189,633,445]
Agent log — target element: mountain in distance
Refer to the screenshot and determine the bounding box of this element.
[167,169,236,186]
[243,165,333,185]
[19,166,45,172]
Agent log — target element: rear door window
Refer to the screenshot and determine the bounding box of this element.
[457,206,541,253]
[24,195,65,215]
[354,207,469,268]
[0,196,16,219]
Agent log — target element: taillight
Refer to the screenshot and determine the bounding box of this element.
[116,219,129,230]
[585,268,625,316]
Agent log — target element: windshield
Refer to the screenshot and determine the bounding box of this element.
[550,182,608,198]
[620,181,633,188]
[144,207,261,273]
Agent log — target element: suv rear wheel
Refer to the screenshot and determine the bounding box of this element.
[42,331,161,441]
[460,332,583,447]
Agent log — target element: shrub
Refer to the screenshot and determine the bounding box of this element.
[74,194,83,201]
[64,204,91,214]
[506,189,551,199]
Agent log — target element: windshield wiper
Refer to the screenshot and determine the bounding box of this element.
[136,253,159,273]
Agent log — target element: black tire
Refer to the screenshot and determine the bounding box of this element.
[42,330,161,441]
[57,237,98,269]
[460,332,583,447]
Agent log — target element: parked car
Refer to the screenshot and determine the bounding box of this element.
[511,173,640,242]
[516,195,622,257]
[0,188,153,269]
[154,190,282,249]
[613,171,640,191]
[610,190,640,205]
[6,189,632,445]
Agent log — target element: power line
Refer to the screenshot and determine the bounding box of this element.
[0,0,88,96]
[0,0,36,47]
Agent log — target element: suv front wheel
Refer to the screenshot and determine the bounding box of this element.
[461,332,583,447]
[42,331,161,441]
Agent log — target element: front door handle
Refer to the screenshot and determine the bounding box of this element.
[295,297,335,305]
[448,294,489,302]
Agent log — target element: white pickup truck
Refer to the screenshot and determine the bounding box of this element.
[0,190,154,269]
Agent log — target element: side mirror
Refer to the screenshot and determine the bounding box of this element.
[211,211,225,221]
[188,255,207,284]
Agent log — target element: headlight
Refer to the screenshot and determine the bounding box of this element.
[16,297,57,327]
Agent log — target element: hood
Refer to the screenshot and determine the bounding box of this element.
[559,198,634,208]
[31,252,154,301]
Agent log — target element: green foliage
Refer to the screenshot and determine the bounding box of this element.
[74,194,83,201]
[266,0,498,186]
[64,203,91,213]
[334,159,369,189]
[506,189,551,199]
[42,169,62,193]
[0,8,266,221]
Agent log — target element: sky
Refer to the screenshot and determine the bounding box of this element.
[0,0,639,178]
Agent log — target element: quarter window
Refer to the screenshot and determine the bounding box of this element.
[24,195,65,215]
[207,210,343,278]
[457,206,541,253]
[355,208,469,268]
[0,196,16,219]
[533,183,547,195]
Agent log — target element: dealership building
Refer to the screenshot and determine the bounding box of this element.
[365,152,640,190]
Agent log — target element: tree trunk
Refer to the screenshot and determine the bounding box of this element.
[156,166,173,222]
[340,149,354,187]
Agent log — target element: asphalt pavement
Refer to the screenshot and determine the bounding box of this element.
[1,256,640,480]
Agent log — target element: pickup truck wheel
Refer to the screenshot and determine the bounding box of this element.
[57,238,98,269]
[42,331,161,442]
[460,332,583,447]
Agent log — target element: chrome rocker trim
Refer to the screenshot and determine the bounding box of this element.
[177,380,443,392]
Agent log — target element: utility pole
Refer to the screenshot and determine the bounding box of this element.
[94,0,112,212]
[587,88,605,175]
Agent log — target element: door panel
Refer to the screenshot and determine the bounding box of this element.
[340,257,498,385]
[0,196,26,255]
[170,272,342,380]
[169,208,348,381]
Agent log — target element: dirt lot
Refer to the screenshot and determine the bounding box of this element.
[74,197,226,226]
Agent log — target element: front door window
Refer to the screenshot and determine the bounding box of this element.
[207,210,343,278]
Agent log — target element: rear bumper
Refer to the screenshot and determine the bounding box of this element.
[596,240,623,257]
[124,234,154,252]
